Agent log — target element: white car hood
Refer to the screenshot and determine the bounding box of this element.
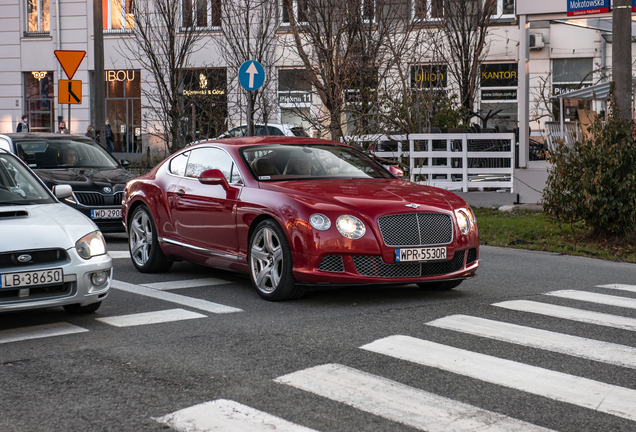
[0,204,98,252]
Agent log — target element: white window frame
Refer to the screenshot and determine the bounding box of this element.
[280,0,308,25]
[495,0,515,19]
[181,0,221,30]
[412,0,514,22]
[26,0,50,33]
[361,0,376,23]
[105,0,134,32]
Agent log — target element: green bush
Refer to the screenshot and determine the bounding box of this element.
[542,101,636,236]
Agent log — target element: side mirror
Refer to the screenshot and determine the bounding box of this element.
[389,165,404,178]
[198,169,229,189]
[53,184,73,199]
[120,159,131,168]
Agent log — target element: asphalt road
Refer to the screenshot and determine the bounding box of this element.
[1,235,635,432]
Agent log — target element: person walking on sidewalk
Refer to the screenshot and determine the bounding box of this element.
[105,118,114,154]
[16,115,29,132]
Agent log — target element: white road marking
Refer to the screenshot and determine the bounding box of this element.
[108,250,130,259]
[275,364,553,432]
[96,308,206,327]
[546,290,636,310]
[493,300,636,331]
[111,280,243,314]
[361,335,636,422]
[427,314,636,369]
[155,399,319,432]
[596,284,636,293]
[141,278,229,291]
[0,322,88,344]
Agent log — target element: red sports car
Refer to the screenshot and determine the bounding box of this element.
[122,137,479,301]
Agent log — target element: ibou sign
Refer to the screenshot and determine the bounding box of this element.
[567,0,610,16]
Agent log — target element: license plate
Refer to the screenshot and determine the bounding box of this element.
[91,209,122,219]
[1,268,63,289]
[395,247,447,263]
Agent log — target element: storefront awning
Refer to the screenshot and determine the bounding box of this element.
[551,78,636,101]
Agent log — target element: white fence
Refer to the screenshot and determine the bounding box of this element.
[345,133,516,193]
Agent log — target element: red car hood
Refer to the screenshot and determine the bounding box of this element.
[260,179,457,215]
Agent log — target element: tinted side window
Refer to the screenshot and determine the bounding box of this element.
[268,126,285,136]
[185,147,241,184]
[169,151,189,176]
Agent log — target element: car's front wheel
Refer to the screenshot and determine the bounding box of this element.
[128,205,173,273]
[249,220,303,301]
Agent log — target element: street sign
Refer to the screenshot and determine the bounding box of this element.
[58,80,82,104]
[238,60,265,91]
[566,0,609,17]
[54,50,86,80]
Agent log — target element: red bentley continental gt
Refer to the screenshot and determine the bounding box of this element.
[122,137,479,301]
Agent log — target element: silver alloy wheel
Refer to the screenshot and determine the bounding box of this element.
[129,209,154,267]
[250,227,284,293]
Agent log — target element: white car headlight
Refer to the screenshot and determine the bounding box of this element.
[309,213,331,231]
[454,209,472,234]
[336,215,366,239]
[76,230,107,260]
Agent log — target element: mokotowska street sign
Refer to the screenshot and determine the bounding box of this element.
[567,0,610,16]
[238,60,265,91]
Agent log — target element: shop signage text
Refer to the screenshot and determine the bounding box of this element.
[183,89,225,96]
[278,92,312,104]
[481,89,517,101]
[481,64,518,87]
[411,65,447,88]
[105,70,135,82]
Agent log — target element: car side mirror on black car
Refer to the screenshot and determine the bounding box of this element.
[198,169,229,189]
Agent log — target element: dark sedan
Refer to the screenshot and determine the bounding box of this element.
[0,133,136,232]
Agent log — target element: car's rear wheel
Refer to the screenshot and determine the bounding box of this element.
[129,205,173,273]
[249,220,303,301]
[417,280,463,291]
[63,301,101,314]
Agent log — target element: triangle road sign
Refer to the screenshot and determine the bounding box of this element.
[54,50,86,80]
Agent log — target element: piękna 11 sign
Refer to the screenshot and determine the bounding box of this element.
[567,0,610,16]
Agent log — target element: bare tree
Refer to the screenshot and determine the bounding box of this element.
[429,0,496,112]
[218,0,281,131]
[117,0,209,154]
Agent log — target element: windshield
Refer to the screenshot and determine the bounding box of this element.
[0,154,56,205]
[15,138,119,170]
[241,144,394,181]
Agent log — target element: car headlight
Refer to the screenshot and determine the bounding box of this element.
[455,209,472,234]
[76,231,107,259]
[336,215,366,239]
[309,213,331,231]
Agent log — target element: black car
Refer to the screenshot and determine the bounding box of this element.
[0,133,136,232]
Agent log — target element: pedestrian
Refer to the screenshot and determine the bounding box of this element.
[16,114,29,132]
[56,121,70,134]
[85,125,95,139]
[105,118,114,154]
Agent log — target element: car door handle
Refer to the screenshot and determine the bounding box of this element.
[175,189,185,196]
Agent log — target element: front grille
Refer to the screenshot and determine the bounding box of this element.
[0,282,73,303]
[0,249,69,270]
[466,248,477,265]
[353,251,465,278]
[318,256,345,273]
[74,191,105,206]
[114,191,124,204]
[378,213,453,247]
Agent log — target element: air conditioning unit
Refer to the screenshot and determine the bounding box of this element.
[529,33,544,50]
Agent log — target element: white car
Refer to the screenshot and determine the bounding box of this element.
[0,150,112,313]
[216,123,309,139]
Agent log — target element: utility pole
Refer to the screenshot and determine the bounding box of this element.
[93,0,106,147]
[613,0,632,120]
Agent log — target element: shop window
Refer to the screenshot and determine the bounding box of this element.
[182,0,221,28]
[103,70,142,153]
[103,0,134,32]
[280,0,308,24]
[181,68,228,140]
[552,58,593,121]
[24,71,55,133]
[25,0,50,36]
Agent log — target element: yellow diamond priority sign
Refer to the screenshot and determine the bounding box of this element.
[54,50,86,80]
[58,80,82,104]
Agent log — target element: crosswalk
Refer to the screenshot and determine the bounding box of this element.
[155,283,636,431]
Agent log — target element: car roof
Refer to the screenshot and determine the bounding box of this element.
[193,136,346,148]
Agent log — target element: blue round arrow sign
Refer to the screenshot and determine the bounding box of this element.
[238,60,265,91]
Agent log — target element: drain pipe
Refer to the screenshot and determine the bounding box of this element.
[55,0,62,127]
[600,32,607,113]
